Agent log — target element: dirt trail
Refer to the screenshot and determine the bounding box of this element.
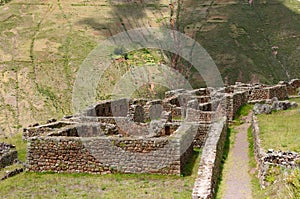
[223,113,252,199]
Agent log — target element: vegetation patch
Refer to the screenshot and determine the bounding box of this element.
[257,101,300,152]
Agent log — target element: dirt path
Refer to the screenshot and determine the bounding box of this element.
[223,113,252,199]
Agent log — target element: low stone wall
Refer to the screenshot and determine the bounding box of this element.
[251,115,266,188]
[26,124,195,175]
[0,143,18,169]
[83,98,129,117]
[192,117,227,199]
[251,115,300,188]
[249,88,269,101]
[65,116,124,124]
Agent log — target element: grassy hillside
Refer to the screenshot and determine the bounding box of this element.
[0,0,299,136]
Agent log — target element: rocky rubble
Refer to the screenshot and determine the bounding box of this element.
[0,142,18,169]
[264,149,300,168]
[0,143,15,156]
[253,97,298,114]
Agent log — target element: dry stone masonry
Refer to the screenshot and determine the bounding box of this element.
[25,87,225,175]
[251,115,300,189]
[21,79,300,198]
[0,142,18,169]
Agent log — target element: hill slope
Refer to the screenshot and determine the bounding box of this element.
[0,0,299,136]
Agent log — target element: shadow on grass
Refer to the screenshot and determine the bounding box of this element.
[182,148,201,177]
[215,127,232,195]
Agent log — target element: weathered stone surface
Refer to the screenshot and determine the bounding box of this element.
[132,105,145,123]
[192,117,227,199]
[253,103,272,114]
[251,115,300,189]
[254,99,298,115]
[1,167,24,181]
[0,143,18,169]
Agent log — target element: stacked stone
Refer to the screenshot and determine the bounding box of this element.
[0,143,13,155]
[194,124,211,148]
[289,79,300,95]
[192,118,227,199]
[225,91,248,121]
[26,128,193,175]
[253,98,298,114]
[232,91,248,115]
[264,149,300,168]
[185,109,213,123]
[0,142,18,169]
[249,88,269,101]
[268,85,288,100]
[23,121,76,140]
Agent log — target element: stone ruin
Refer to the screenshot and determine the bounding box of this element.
[24,88,224,175]
[253,97,298,115]
[21,79,300,198]
[251,115,300,189]
[0,142,18,169]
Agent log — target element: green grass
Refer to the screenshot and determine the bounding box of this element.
[257,105,300,152]
[250,166,300,199]
[250,98,300,198]
[0,149,201,198]
[233,104,254,124]
[0,163,24,179]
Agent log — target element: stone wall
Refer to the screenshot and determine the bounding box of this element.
[185,108,214,123]
[23,121,77,140]
[251,115,300,189]
[248,87,269,101]
[83,98,129,117]
[287,79,300,95]
[26,124,195,175]
[268,85,288,100]
[0,143,18,169]
[248,85,288,102]
[194,124,211,148]
[251,115,266,188]
[225,91,248,121]
[192,117,227,199]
